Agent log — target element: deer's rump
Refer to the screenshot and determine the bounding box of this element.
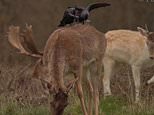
[45,24,106,66]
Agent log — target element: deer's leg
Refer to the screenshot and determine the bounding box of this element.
[91,61,102,115]
[93,85,99,115]
[131,65,141,103]
[75,66,88,115]
[103,57,115,96]
[87,69,93,115]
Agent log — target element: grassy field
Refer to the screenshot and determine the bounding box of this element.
[0,96,154,115]
[0,64,154,115]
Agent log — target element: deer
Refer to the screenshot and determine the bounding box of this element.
[8,24,106,115]
[102,26,154,103]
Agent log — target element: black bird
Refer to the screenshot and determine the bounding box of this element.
[79,2,111,23]
[58,2,110,27]
[58,7,82,27]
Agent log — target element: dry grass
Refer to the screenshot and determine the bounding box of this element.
[0,64,49,105]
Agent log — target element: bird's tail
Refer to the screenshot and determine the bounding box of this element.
[86,2,110,12]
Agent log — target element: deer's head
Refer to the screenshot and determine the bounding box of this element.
[137,27,154,59]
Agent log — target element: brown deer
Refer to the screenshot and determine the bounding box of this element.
[8,24,106,115]
[103,27,154,103]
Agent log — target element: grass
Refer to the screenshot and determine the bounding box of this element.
[100,96,127,115]
[0,96,154,115]
[0,101,50,115]
[100,96,154,115]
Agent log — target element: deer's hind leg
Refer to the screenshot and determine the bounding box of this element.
[103,57,115,96]
[74,65,88,115]
[90,61,102,115]
[87,69,93,115]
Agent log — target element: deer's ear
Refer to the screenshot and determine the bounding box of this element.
[137,27,148,37]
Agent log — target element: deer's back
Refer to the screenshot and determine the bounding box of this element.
[105,30,149,65]
[71,24,106,62]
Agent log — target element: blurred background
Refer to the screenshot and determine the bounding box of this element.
[0,0,154,64]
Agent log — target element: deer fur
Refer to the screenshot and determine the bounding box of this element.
[103,27,154,103]
[8,24,106,115]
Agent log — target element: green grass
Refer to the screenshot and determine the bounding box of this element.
[100,96,154,115]
[0,101,50,115]
[0,96,154,115]
[100,96,127,115]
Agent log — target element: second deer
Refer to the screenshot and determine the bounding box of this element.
[103,27,154,103]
